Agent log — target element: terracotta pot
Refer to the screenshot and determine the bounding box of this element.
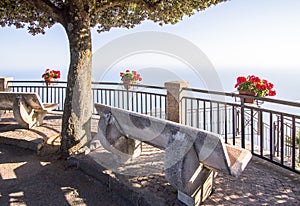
[45,78,54,86]
[239,90,256,104]
[123,80,132,90]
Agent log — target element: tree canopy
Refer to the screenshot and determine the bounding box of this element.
[0,0,227,155]
[1,0,227,34]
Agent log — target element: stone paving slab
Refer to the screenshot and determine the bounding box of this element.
[0,112,299,205]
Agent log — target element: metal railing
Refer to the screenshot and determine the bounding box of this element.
[6,80,300,174]
[8,80,67,111]
[7,81,167,118]
[182,87,300,174]
[91,82,167,118]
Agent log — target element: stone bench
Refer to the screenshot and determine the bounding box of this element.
[89,103,252,205]
[0,92,59,129]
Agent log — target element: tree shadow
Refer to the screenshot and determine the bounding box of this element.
[0,144,127,206]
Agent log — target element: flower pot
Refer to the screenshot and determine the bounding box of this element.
[123,80,132,90]
[45,78,54,86]
[239,90,256,104]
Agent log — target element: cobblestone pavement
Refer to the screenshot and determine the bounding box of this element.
[0,113,299,205]
[204,157,300,205]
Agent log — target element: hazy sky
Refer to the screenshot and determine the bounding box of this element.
[0,0,299,99]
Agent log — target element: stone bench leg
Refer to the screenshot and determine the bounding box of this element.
[164,140,218,206]
[88,113,142,158]
[177,167,217,206]
[12,96,44,129]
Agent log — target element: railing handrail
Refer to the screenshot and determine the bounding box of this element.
[183,87,300,108]
[92,81,166,90]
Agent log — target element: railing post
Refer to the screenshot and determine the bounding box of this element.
[0,77,13,91]
[165,80,189,123]
[240,99,246,148]
[0,77,13,120]
[46,83,49,102]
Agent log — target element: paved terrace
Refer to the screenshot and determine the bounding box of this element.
[0,112,299,205]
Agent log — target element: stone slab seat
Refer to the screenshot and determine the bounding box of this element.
[0,92,59,129]
[90,103,252,205]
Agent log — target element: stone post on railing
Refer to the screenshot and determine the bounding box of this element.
[0,77,13,91]
[165,80,189,123]
[0,77,13,120]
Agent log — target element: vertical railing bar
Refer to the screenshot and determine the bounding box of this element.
[132,91,135,111]
[240,101,245,148]
[136,92,139,113]
[217,103,220,134]
[96,88,99,104]
[140,93,143,114]
[106,89,108,106]
[196,99,200,128]
[164,95,167,119]
[203,101,206,130]
[117,90,120,108]
[145,93,148,115]
[291,116,296,170]
[150,94,153,116]
[276,116,280,157]
[100,90,104,104]
[46,84,49,102]
[126,90,129,110]
[210,102,213,132]
[122,90,125,109]
[190,99,194,127]
[232,105,236,146]
[185,98,188,125]
[108,90,111,106]
[250,109,254,153]
[269,112,273,161]
[280,114,284,165]
[259,110,264,156]
[55,87,57,103]
[154,95,157,117]
[224,104,228,143]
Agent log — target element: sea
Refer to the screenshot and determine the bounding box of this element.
[2,67,299,103]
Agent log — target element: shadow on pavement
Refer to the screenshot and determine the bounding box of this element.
[0,144,129,206]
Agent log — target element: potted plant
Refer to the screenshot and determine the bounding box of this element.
[235,75,276,103]
[42,68,61,85]
[120,69,142,90]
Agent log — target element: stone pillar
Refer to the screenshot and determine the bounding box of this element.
[164,80,189,123]
[0,77,13,91]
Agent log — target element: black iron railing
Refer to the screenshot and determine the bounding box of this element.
[6,80,300,174]
[182,87,300,174]
[8,81,167,118]
[8,81,67,111]
[91,82,167,118]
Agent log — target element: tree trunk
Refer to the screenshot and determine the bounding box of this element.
[60,11,93,155]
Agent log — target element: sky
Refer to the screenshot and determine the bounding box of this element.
[0,0,300,100]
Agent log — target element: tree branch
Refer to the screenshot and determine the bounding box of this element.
[93,0,162,15]
[93,0,124,14]
[24,0,63,22]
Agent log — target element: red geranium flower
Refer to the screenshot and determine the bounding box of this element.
[235,74,276,97]
[120,69,142,84]
[42,69,61,80]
